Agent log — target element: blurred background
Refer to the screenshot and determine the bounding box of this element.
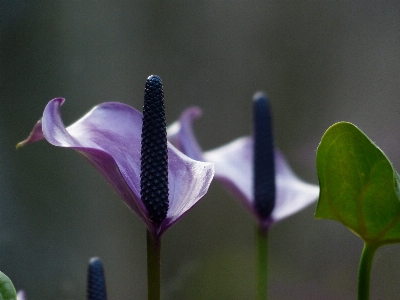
[2,1,400,299]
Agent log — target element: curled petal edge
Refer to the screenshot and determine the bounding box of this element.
[167,107,204,161]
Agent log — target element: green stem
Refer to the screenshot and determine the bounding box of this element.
[358,243,378,300]
[147,230,161,300]
[256,225,269,300]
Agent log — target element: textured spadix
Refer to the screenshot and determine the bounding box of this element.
[253,92,275,220]
[87,257,107,300]
[140,75,169,224]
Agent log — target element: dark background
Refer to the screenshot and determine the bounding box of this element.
[2,1,400,299]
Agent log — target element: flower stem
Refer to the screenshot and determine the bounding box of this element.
[147,230,161,300]
[256,225,269,300]
[358,242,378,300]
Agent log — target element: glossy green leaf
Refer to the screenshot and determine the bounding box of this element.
[0,271,17,300]
[315,122,400,246]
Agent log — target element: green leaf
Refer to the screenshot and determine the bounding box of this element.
[0,271,17,300]
[315,122,400,246]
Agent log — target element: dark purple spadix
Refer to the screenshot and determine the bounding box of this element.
[140,75,169,224]
[253,92,276,220]
[87,257,107,300]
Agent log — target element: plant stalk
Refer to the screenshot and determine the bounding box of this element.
[256,225,269,300]
[147,230,161,300]
[358,242,378,300]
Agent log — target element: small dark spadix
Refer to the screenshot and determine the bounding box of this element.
[140,75,169,224]
[87,257,107,300]
[253,92,276,219]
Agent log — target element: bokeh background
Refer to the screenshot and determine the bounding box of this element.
[2,1,400,299]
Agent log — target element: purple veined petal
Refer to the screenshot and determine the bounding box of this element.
[203,136,319,228]
[20,98,214,237]
[167,107,204,161]
[41,98,152,230]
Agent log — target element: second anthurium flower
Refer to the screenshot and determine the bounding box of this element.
[168,92,319,230]
[168,91,319,300]
[17,75,214,239]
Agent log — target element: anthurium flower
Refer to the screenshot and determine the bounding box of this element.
[17,290,27,300]
[17,96,214,238]
[167,94,319,229]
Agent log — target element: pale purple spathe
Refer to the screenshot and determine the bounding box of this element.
[168,107,319,229]
[17,290,27,300]
[18,98,214,237]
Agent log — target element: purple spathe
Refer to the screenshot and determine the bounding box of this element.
[18,98,214,237]
[17,290,27,300]
[168,107,319,229]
